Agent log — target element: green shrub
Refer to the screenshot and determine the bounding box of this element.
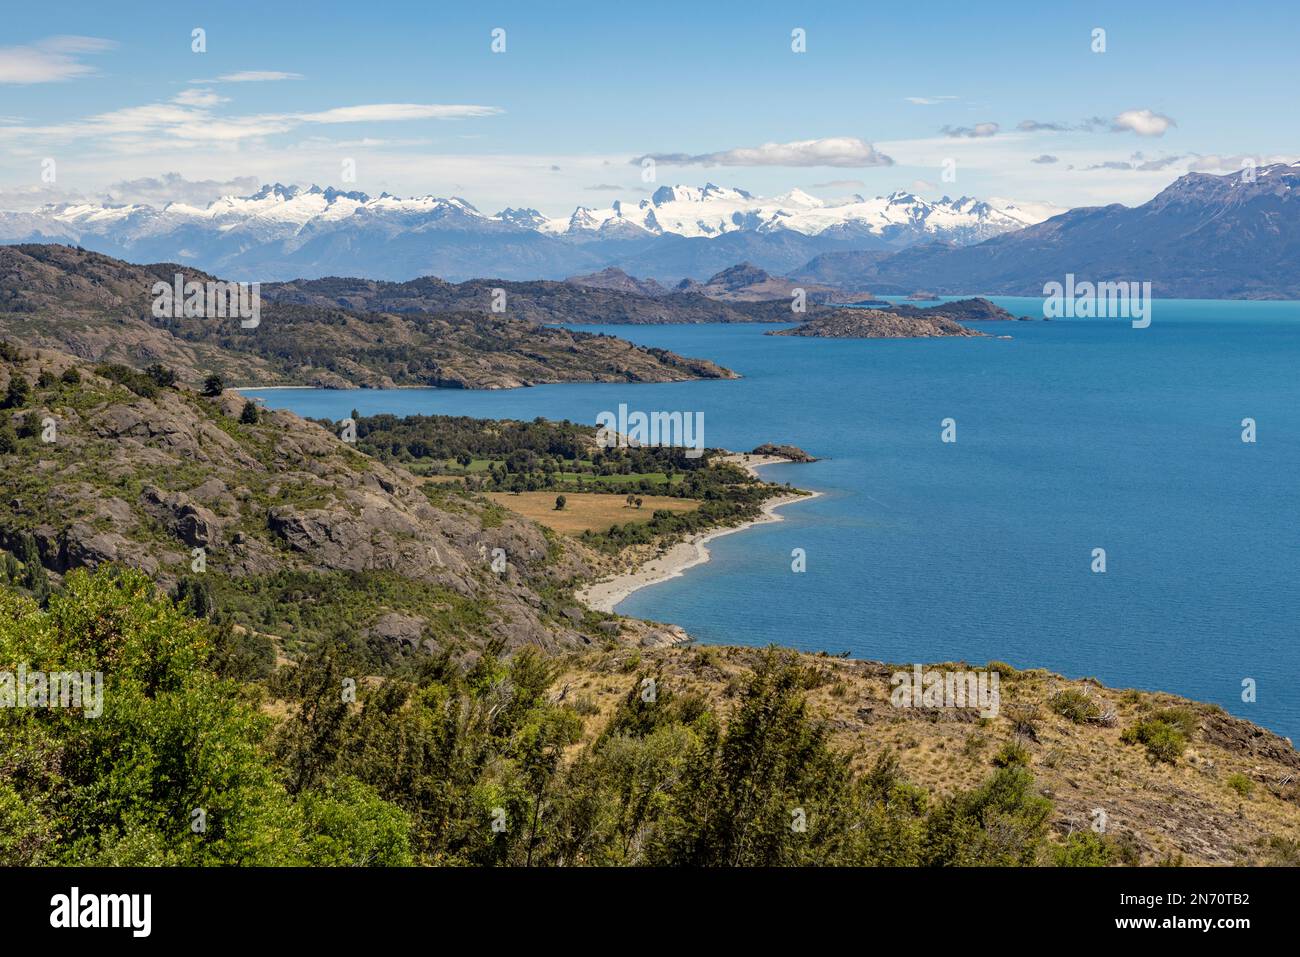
[94,363,158,398]
[1152,706,1199,739]
[993,740,1030,767]
[1049,688,1102,724]
[1226,773,1254,798]
[1052,830,1113,866]
[1121,718,1186,764]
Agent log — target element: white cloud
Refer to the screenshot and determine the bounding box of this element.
[197,71,303,83]
[103,172,262,206]
[0,35,114,84]
[173,88,228,108]
[0,98,504,147]
[1111,109,1176,137]
[296,104,501,124]
[633,137,894,168]
[809,178,866,189]
[941,122,1000,138]
[905,96,956,105]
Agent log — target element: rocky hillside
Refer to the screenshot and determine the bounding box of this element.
[0,343,688,664]
[264,272,762,323]
[265,268,861,324]
[0,245,736,388]
[564,266,670,297]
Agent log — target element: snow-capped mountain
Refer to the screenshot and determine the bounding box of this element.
[544,182,1051,244]
[0,182,1056,282]
[790,163,1300,299]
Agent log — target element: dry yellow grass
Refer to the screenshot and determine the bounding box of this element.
[486,491,697,535]
[549,645,1300,866]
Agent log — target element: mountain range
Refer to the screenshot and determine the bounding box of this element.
[793,163,1300,299]
[4,164,1296,298]
[0,181,1050,284]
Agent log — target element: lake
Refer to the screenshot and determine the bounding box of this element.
[244,297,1300,739]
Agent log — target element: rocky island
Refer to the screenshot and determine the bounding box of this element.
[769,308,985,339]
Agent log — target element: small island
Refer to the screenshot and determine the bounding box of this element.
[769,309,984,339]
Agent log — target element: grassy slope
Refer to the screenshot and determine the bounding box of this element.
[557,645,1300,866]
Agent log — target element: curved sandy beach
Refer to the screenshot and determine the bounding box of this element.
[576,454,821,614]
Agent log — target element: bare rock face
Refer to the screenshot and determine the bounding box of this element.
[140,486,223,548]
[365,612,429,652]
[57,523,125,571]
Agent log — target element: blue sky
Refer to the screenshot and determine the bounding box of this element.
[1,0,1295,214]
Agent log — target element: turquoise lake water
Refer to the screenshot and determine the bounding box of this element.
[244,298,1300,738]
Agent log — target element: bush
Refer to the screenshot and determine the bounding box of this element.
[554,494,566,510]
[1049,688,1102,724]
[59,366,81,385]
[240,400,260,425]
[145,363,178,389]
[94,363,159,398]
[202,373,225,397]
[1052,830,1113,866]
[1152,706,1199,739]
[0,423,16,454]
[993,739,1031,767]
[1121,718,1186,764]
[1226,773,1254,798]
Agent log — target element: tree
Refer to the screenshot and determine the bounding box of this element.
[202,373,224,397]
[0,423,16,454]
[554,495,567,511]
[240,400,260,425]
[2,375,29,409]
[59,366,81,386]
[0,568,310,864]
[145,363,177,389]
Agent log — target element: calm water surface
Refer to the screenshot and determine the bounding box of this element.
[245,298,1300,738]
